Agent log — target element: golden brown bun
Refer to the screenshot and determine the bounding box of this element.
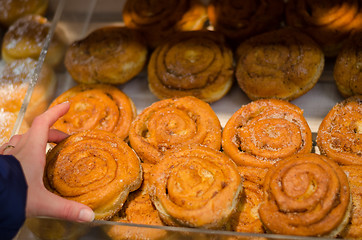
[285,0,362,57]
[317,95,362,165]
[64,26,147,85]
[259,153,352,237]
[334,33,362,98]
[235,28,324,101]
[44,130,143,220]
[0,0,48,27]
[148,144,243,229]
[123,0,207,48]
[341,165,362,239]
[222,99,313,168]
[148,30,234,103]
[49,84,136,141]
[207,0,284,46]
[129,96,222,164]
[0,58,56,124]
[2,14,66,67]
[0,110,29,145]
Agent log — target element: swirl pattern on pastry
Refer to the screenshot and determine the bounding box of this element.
[2,14,66,67]
[259,153,352,237]
[123,0,207,48]
[235,28,324,101]
[317,95,362,165]
[129,96,222,164]
[44,130,143,220]
[49,84,136,141]
[64,26,147,85]
[222,99,313,168]
[207,0,284,45]
[341,165,362,239]
[149,144,243,229]
[0,0,48,27]
[334,33,362,98]
[285,0,362,57]
[148,30,234,103]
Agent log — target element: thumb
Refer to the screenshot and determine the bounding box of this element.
[28,189,95,223]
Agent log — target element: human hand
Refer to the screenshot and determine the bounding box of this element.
[0,102,95,222]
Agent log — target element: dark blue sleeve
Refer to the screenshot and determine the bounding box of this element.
[0,155,27,240]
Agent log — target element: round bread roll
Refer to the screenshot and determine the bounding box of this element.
[235,28,324,101]
[64,26,147,85]
[317,95,362,165]
[148,30,234,103]
[123,0,207,48]
[334,33,362,98]
[207,0,284,46]
[285,0,362,57]
[0,58,56,124]
[2,14,66,67]
[0,110,29,145]
[259,153,352,237]
[44,130,143,220]
[48,84,137,141]
[0,0,48,27]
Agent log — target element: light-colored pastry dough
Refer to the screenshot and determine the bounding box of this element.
[64,26,147,85]
[148,30,234,103]
[235,27,324,101]
[44,130,143,220]
[0,109,29,145]
[129,96,222,164]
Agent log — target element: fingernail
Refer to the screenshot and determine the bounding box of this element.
[78,209,95,222]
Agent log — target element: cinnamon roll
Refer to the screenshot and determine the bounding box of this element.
[334,33,362,98]
[259,153,352,237]
[222,99,313,168]
[0,0,48,27]
[317,95,362,165]
[235,28,324,101]
[107,163,167,240]
[148,144,243,229]
[285,0,362,57]
[44,130,143,220]
[122,0,207,48]
[129,96,222,164]
[49,84,136,141]
[64,26,148,85]
[341,165,362,239]
[148,30,234,103]
[0,58,56,124]
[207,0,284,46]
[2,14,66,67]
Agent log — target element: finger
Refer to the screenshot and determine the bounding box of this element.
[48,129,69,143]
[29,190,94,223]
[0,134,23,154]
[26,102,70,148]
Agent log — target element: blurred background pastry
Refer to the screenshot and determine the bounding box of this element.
[334,33,362,98]
[148,30,234,103]
[129,96,222,164]
[49,84,136,141]
[122,0,207,48]
[2,14,67,67]
[0,0,48,27]
[207,0,284,47]
[259,153,352,237]
[222,99,313,168]
[235,27,324,101]
[64,26,147,85]
[285,0,362,57]
[317,95,362,166]
[0,58,56,124]
[0,109,29,145]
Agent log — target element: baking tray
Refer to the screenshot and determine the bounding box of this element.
[13,0,348,239]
